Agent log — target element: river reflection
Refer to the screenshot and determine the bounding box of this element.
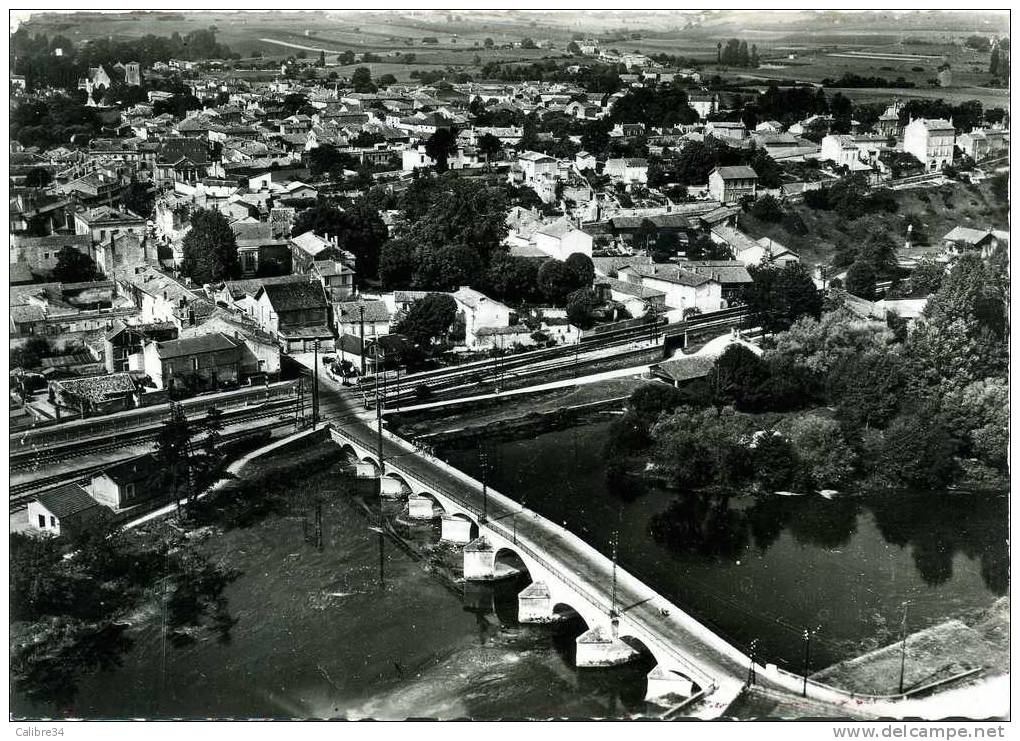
[443,419,1008,671]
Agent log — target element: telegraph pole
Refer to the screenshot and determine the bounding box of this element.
[898,601,910,694]
[393,352,400,411]
[359,305,366,376]
[609,529,619,627]
[479,446,489,524]
[375,346,385,474]
[802,629,815,697]
[312,338,320,428]
[746,638,759,688]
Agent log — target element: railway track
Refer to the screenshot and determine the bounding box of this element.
[10,421,293,512]
[10,401,296,472]
[355,307,748,403]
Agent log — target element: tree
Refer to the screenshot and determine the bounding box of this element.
[152,402,194,512]
[484,37,494,49]
[537,259,583,304]
[567,41,581,55]
[119,182,154,218]
[415,243,484,290]
[845,260,877,300]
[742,263,823,334]
[394,174,509,266]
[424,127,458,172]
[485,254,540,304]
[564,252,595,287]
[767,310,896,376]
[785,415,857,489]
[521,37,537,49]
[710,344,770,409]
[351,66,376,93]
[181,209,240,285]
[394,293,457,347]
[879,408,959,488]
[52,246,99,283]
[292,199,387,282]
[566,288,597,330]
[477,132,501,162]
[377,73,397,87]
[831,350,907,430]
[378,238,417,289]
[908,254,945,296]
[24,167,52,188]
[750,194,784,222]
[940,378,1008,471]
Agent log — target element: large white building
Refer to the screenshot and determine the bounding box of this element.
[533,219,594,260]
[903,118,956,172]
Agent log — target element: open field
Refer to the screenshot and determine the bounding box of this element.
[17,10,1009,100]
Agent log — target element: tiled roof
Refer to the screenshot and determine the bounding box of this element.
[36,483,102,519]
[155,332,239,360]
[98,454,160,485]
[54,373,136,402]
[621,263,716,287]
[653,354,716,383]
[260,280,327,312]
[336,300,390,323]
[713,165,758,180]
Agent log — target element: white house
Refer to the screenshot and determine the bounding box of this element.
[708,166,758,204]
[903,118,955,172]
[28,483,106,537]
[688,92,718,120]
[604,158,649,185]
[617,263,723,312]
[517,151,558,185]
[820,135,876,172]
[401,145,436,172]
[452,286,512,350]
[533,219,594,260]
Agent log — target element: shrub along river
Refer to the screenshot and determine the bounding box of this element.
[14,420,1006,719]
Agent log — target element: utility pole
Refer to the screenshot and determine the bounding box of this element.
[801,628,815,697]
[394,352,400,411]
[609,528,619,627]
[746,638,759,688]
[898,601,910,695]
[312,338,320,428]
[359,304,366,376]
[375,346,385,475]
[479,446,489,524]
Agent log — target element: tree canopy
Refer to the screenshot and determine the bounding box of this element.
[394,293,457,347]
[181,209,240,285]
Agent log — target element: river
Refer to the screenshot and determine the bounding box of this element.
[14,421,1007,719]
[17,441,657,720]
[443,418,1009,674]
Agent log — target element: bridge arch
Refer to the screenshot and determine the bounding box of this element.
[493,547,532,584]
[381,471,412,496]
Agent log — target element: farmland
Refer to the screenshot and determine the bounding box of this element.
[15,9,1008,101]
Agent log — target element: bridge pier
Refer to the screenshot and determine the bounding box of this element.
[407,494,436,519]
[463,536,496,580]
[440,515,473,544]
[575,626,640,668]
[379,477,405,498]
[353,461,377,478]
[518,582,565,623]
[645,666,695,705]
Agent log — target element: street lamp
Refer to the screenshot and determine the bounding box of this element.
[898,601,910,695]
[802,626,820,697]
[479,447,489,524]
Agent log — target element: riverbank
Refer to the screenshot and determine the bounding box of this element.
[389,377,650,443]
[812,597,1009,697]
